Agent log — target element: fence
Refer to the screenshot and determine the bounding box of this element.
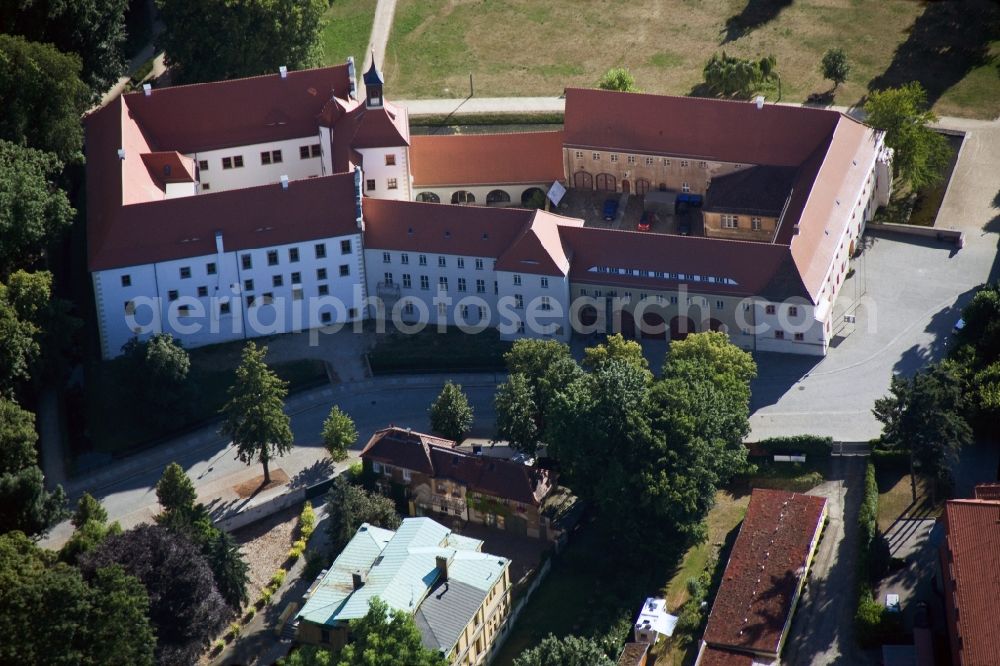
[487,559,553,664]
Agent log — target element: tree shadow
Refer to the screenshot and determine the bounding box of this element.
[867,0,1000,106]
[721,0,794,43]
[805,90,836,107]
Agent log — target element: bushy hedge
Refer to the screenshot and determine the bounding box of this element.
[753,435,834,459]
[854,462,902,647]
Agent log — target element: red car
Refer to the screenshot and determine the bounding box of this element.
[637,211,657,231]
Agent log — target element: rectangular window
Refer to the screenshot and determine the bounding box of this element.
[514,294,524,309]
[222,157,232,169]
[198,159,209,171]
[476,279,485,294]
[318,284,329,295]
[179,266,191,279]
[645,157,654,166]
[246,295,255,308]
[316,268,327,280]
[420,275,429,290]
[670,295,678,305]
[403,302,414,315]
[461,305,470,319]
[382,251,391,263]
[120,274,131,287]
[272,150,282,164]
[789,306,799,317]
[339,264,349,277]
[517,321,525,334]
[220,301,231,315]
[384,272,393,285]
[540,296,552,311]
[402,274,411,288]
[457,257,465,269]
[292,287,303,301]
[751,216,762,231]
[680,160,689,168]
[289,247,300,262]
[794,333,804,341]
[321,311,332,323]
[699,161,707,168]
[419,255,427,266]
[261,151,271,165]
[198,285,208,297]
[401,253,409,265]
[200,181,209,190]
[438,256,446,268]
[206,262,216,275]
[627,155,636,165]
[475,258,483,270]
[168,290,178,301]
[310,144,321,158]
[261,292,274,305]
[775,330,785,340]
[716,300,724,309]
[575,151,584,159]
[243,279,254,292]
[681,182,691,193]
[299,146,310,159]
[765,305,776,315]
[366,179,375,191]
[513,274,521,286]
[385,154,396,166]
[272,275,283,288]
[610,154,619,163]
[664,158,671,166]
[458,278,467,292]
[177,305,191,316]
[267,250,278,266]
[722,214,739,229]
[387,177,398,190]
[540,277,549,288]
[592,152,600,160]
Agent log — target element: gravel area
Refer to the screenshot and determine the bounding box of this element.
[232,505,302,596]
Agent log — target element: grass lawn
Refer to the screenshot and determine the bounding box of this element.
[84,339,327,457]
[318,0,377,67]
[740,457,827,493]
[385,0,1000,119]
[874,456,944,533]
[367,326,511,374]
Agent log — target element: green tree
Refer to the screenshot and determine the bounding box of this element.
[582,333,651,379]
[0,531,155,666]
[512,633,615,666]
[956,282,1000,365]
[873,362,972,500]
[0,35,90,163]
[322,405,357,462]
[504,338,584,432]
[598,67,637,92]
[0,398,67,537]
[156,462,197,515]
[72,493,109,529]
[0,141,75,276]
[156,0,326,84]
[325,476,400,553]
[0,270,52,391]
[0,0,128,97]
[429,381,474,442]
[494,373,539,455]
[864,82,953,191]
[336,597,447,666]
[703,52,776,98]
[821,47,850,89]
[220,342,293,484]
[282,645,335,666]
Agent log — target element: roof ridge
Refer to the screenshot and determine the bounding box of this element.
[121,62,350,98]
[564,87,842,116]
[412,130,565,140]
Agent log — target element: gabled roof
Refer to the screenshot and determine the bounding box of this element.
[140,151,196,185]
[297,517,509,656]
[563,88,840,166]
[410,131,566,187]
[361,427,555,506]
[941,499,1000,665]
[361,198,536,259]
[702,489,827,657]
[120,64,353,153]
[496,209,582,277]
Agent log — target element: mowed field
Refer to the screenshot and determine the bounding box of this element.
[381,0,1000,118]
[319,0,377,67]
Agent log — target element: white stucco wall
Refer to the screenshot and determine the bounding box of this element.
[413,183,549,207]
[193,135,325,193]
[496,270,571,341]
[358,147,411,201]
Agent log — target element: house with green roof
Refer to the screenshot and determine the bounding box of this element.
[296,517,512,666]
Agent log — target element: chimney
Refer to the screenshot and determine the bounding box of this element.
[279,65,288,79]
[280,175,289,190]
[117,148,125,160]
[142,83,152,96]
[435,555,450,581]
[755,95,765,110]
[351,570,366,590]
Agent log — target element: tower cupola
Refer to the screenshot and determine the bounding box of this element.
[363,54,384,109]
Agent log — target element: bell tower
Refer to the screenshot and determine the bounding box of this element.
[363,54,384,109]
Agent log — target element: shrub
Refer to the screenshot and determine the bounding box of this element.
[299,501,316,539]
[269,569,286,589]
[259,589,272,606]
[348,461,363,480]
[213,639,225,654]
[287,544,304,562]
[243,607,255,622]
[293,538,306,551]
[754,435,833,459]
[228,621,241,640]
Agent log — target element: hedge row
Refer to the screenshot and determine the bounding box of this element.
[752,435,834,459]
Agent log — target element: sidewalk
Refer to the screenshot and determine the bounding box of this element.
[359,0,398,99]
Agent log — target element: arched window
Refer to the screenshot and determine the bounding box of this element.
[486,189,511,205]
[520,187,545,207]
[416,192,440,203]
[451,190,475,205]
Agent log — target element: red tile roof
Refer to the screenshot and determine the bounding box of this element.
[496,210,582,277]
[696,646,756,666]
[361,427,554,506]
[89,170,360,271]
[557,225,810,300]
[120,64,353,153]
[941,499,1000,665]
[410,132,566,187]
[616,642,649,666]
[702,488,827,656]
[563,88,840,166]
[974,483,1000,500]
[140,151,196,184]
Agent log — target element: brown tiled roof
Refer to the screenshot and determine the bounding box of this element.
[974,483,1000,500]
[704,166,797,217]
[361,198,535,258]
[88,171,359,271]
[410,132,565,187]
[616,642,649,666]
[496,210,582,277]
[941,499,1000,665]
[360,427,554,506]
[119,64,352,153]
[563,88,840,166]
[696,646,756,666]
[557,225,810,300]
[140,151,196,184]
[702,488,827,656]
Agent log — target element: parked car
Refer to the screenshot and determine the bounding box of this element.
[602,198,619,221]
[637,211,657,231]
[677,216,692,236]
